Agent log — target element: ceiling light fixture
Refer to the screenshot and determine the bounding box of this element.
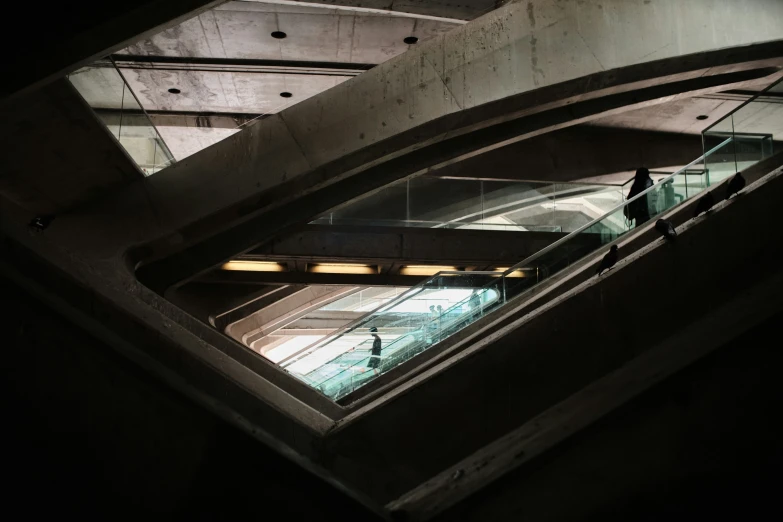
[280,92,293,98]
[696,115,709,120]
[399,265,457,276]
[168,88,181,94]
[403,36,419,45]
[271,31,287,39]
[221,261,286,272]
[308,263,378,275]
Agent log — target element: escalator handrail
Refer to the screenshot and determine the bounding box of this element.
[291,137,735,374]
[500,137,733,278]
[310,332,420,388]
[309,289,502,390]
[281,272,502,366]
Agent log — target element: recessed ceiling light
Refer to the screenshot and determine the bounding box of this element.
[280,92,293,98]
[399,265,457,276]
[308,263,378,275]
[404,36,419,45]
[221,261,286,272]
[271,31,287,39]
[168,88,181,94]
[696,115,709,120]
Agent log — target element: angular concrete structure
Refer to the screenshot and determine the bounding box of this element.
[2,1,783,519]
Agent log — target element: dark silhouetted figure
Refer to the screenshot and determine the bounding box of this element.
[596,245,619,276]
[28,215,54,232]
[655,219,677,241]
[725,172,746,200]
[693,191,715,217]
[367,326,382,375]
[626,168,658,226]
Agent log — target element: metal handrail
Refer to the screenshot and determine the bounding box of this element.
[284,137,734,375]
[279,272,503,367]
[107,56,176,167]
[500,136,733,277]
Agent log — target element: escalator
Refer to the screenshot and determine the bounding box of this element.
[303,284,503,398]
[288,128,773,401]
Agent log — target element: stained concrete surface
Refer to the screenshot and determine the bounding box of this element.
[3,0,783,514]
[121,2,460,64]
[0,0,225,101]
[430,309,783,521]
[0,80,141,214]
[320,166,783,504]
[0,276,381,520]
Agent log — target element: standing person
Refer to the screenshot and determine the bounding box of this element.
[626,168,658,226]
[425,306,438,346]
[367,327,382,375]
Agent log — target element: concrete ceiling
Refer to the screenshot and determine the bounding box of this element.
[590,94,746,135]
[69,0,783,171]
[94,1,464,159]
[119,2,461,62]
[593,89,783,140]
[247,0,499,21]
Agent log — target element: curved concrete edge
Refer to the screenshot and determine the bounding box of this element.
[135,0,783,233]
[134,57,783,291]
[385,165,783,520]
[387,268,783,521]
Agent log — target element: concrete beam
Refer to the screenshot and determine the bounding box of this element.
[225,285,359,348]
[431,126,704,183]
[166,282,283,323]
[338,150,783,407]
[0,0,226,103]
[247,226,581,266]
[246,0,493,22]
[388,270,783,520]
[3,2,783,514]
[411,301,783,521]
[0,80,141,214]
[130,4,783,290]
[322,164,783,505]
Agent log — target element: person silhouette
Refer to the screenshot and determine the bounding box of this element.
[367,327,382,375]
[626,168,658,226]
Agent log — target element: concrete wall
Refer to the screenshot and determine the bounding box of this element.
[136,0,783,238]
[430,309,783,521]
[251,226,588,265]
[432,126,704,182]
[2,1,783,514]
[319,165,783,504]
[0,0,224,101]
[0,80,141,214]
[0,276,380,520]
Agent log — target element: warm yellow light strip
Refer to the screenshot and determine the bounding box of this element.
[221,260,286,272]
[309,263,377,275]
[495,267,527,278]
[399,265,458,276]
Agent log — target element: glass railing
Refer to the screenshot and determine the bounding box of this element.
[311,177,627,233]
[703,77,780,182]
[286,78,783,401]
[67,57,175,176]
[288,137,743,400]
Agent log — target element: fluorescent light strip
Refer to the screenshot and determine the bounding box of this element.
[399,265,457,276]
[222,261,286,272]
[309,263,378,275]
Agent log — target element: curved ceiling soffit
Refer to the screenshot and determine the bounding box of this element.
[134,45,783,293]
